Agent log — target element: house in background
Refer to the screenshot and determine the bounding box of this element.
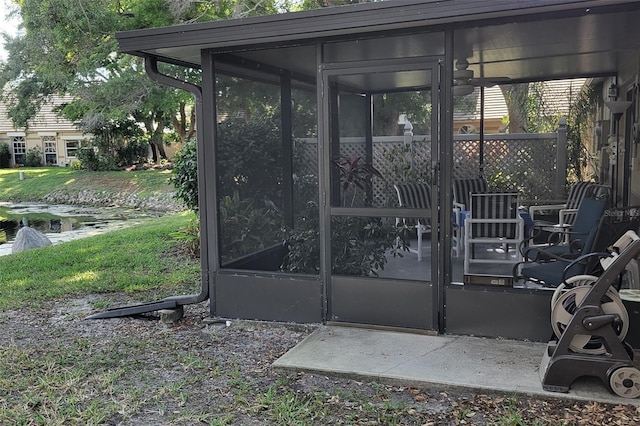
[0,95,90,167]
[454,79,587,135]
[454,85,508,134]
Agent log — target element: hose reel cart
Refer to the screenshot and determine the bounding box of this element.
[540,231,640,398]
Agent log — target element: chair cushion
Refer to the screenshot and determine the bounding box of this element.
[394,183,431,228]
[395,183,430,209]
[520,260,583,287]
[469,192,520,238]
[566,181,593,210]
[453,178,488,209]
[562,182,610,225]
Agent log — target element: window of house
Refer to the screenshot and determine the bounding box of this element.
[12,136,26,165]
[458,124,478,134]
[65,140,80,158]
[43,136,57,165]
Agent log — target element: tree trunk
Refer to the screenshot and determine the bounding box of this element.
[152,120,168,160]
[500,83,530,133]
[149,143,158,163]
[171,101,196,143]
[142,115,169,162]
[187,107,196,140]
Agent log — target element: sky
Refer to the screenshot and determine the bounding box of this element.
[0,0,20,61]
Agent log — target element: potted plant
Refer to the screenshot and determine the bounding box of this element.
[283,154,408,276]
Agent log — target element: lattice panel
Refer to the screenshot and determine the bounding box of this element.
[295,141,318,175]
[452,139,480,179]
[483,138,557,202]
[296,135,558,207]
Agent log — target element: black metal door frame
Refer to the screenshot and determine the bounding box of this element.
[318,56,442,330]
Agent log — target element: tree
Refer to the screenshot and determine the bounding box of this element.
[0,0,304,164]
[565,83,602,181]
[0,0,281,164]
[501,84,530,133]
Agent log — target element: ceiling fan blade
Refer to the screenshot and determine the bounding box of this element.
[469,77,511,87]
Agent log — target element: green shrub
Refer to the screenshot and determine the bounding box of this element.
[24,147,43,167]
[116,138,149,166]
[76,146,114,171]
[170,138,198,211]
[171,118,283,212]
[170,212,200,257]
[0,142,11,168]
[218,193,284,264]
[216,118,282,203]
[282,202,409,276]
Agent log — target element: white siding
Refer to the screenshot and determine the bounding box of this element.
[0,95,88,167]
[454,79,586,122]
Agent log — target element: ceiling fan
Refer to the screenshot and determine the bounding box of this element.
[453,59,511,96]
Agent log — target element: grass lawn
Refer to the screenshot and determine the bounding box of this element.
[0,167,175,202]
[0,212,200,311]
[0,169,636,425]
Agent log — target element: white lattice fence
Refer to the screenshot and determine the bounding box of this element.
[296,132,559,207]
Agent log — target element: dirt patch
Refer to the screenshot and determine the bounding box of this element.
[2,294,640,425]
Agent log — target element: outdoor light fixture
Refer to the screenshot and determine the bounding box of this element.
[608,83,620,100]
[606,100,632,116]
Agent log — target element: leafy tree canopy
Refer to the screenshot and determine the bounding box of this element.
[0,0,445,160]
[0,0,303,161]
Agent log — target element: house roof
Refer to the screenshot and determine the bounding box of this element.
[0,95,78,134]
[116,0,640,88]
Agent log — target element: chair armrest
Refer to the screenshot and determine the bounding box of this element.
[561,252,612,285]
[452,202,465,225]
[558,208,578,226]
[529,203,565,218]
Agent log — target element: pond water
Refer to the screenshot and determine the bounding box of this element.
[0,203,161,256]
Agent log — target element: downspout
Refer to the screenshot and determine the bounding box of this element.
[86,55,208,319]
[145,55,209,306]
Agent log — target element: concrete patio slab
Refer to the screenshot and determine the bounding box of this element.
[274,325,640,406]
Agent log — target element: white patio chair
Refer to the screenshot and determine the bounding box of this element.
[464,192,524,274]
[452,177,488,256]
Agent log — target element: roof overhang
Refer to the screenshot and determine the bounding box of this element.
[116,0,640,88]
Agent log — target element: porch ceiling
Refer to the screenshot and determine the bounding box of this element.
[117,0,640,88]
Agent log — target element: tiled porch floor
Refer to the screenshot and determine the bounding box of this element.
[378,237,524,285]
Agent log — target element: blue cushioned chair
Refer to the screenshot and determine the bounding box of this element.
[529,182,610,228]
[514,205,640,287]
[522,195,608,262]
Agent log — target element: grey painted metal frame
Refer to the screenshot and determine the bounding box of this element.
[446,285,553,341]
[320,57,441,331]
[330,276,434,330]
[216,272,322,323]
[109,0,640,339]
[206,48,324,322]
[116,1,640,73]
[201,50,221,317]
[439,30,455,334]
